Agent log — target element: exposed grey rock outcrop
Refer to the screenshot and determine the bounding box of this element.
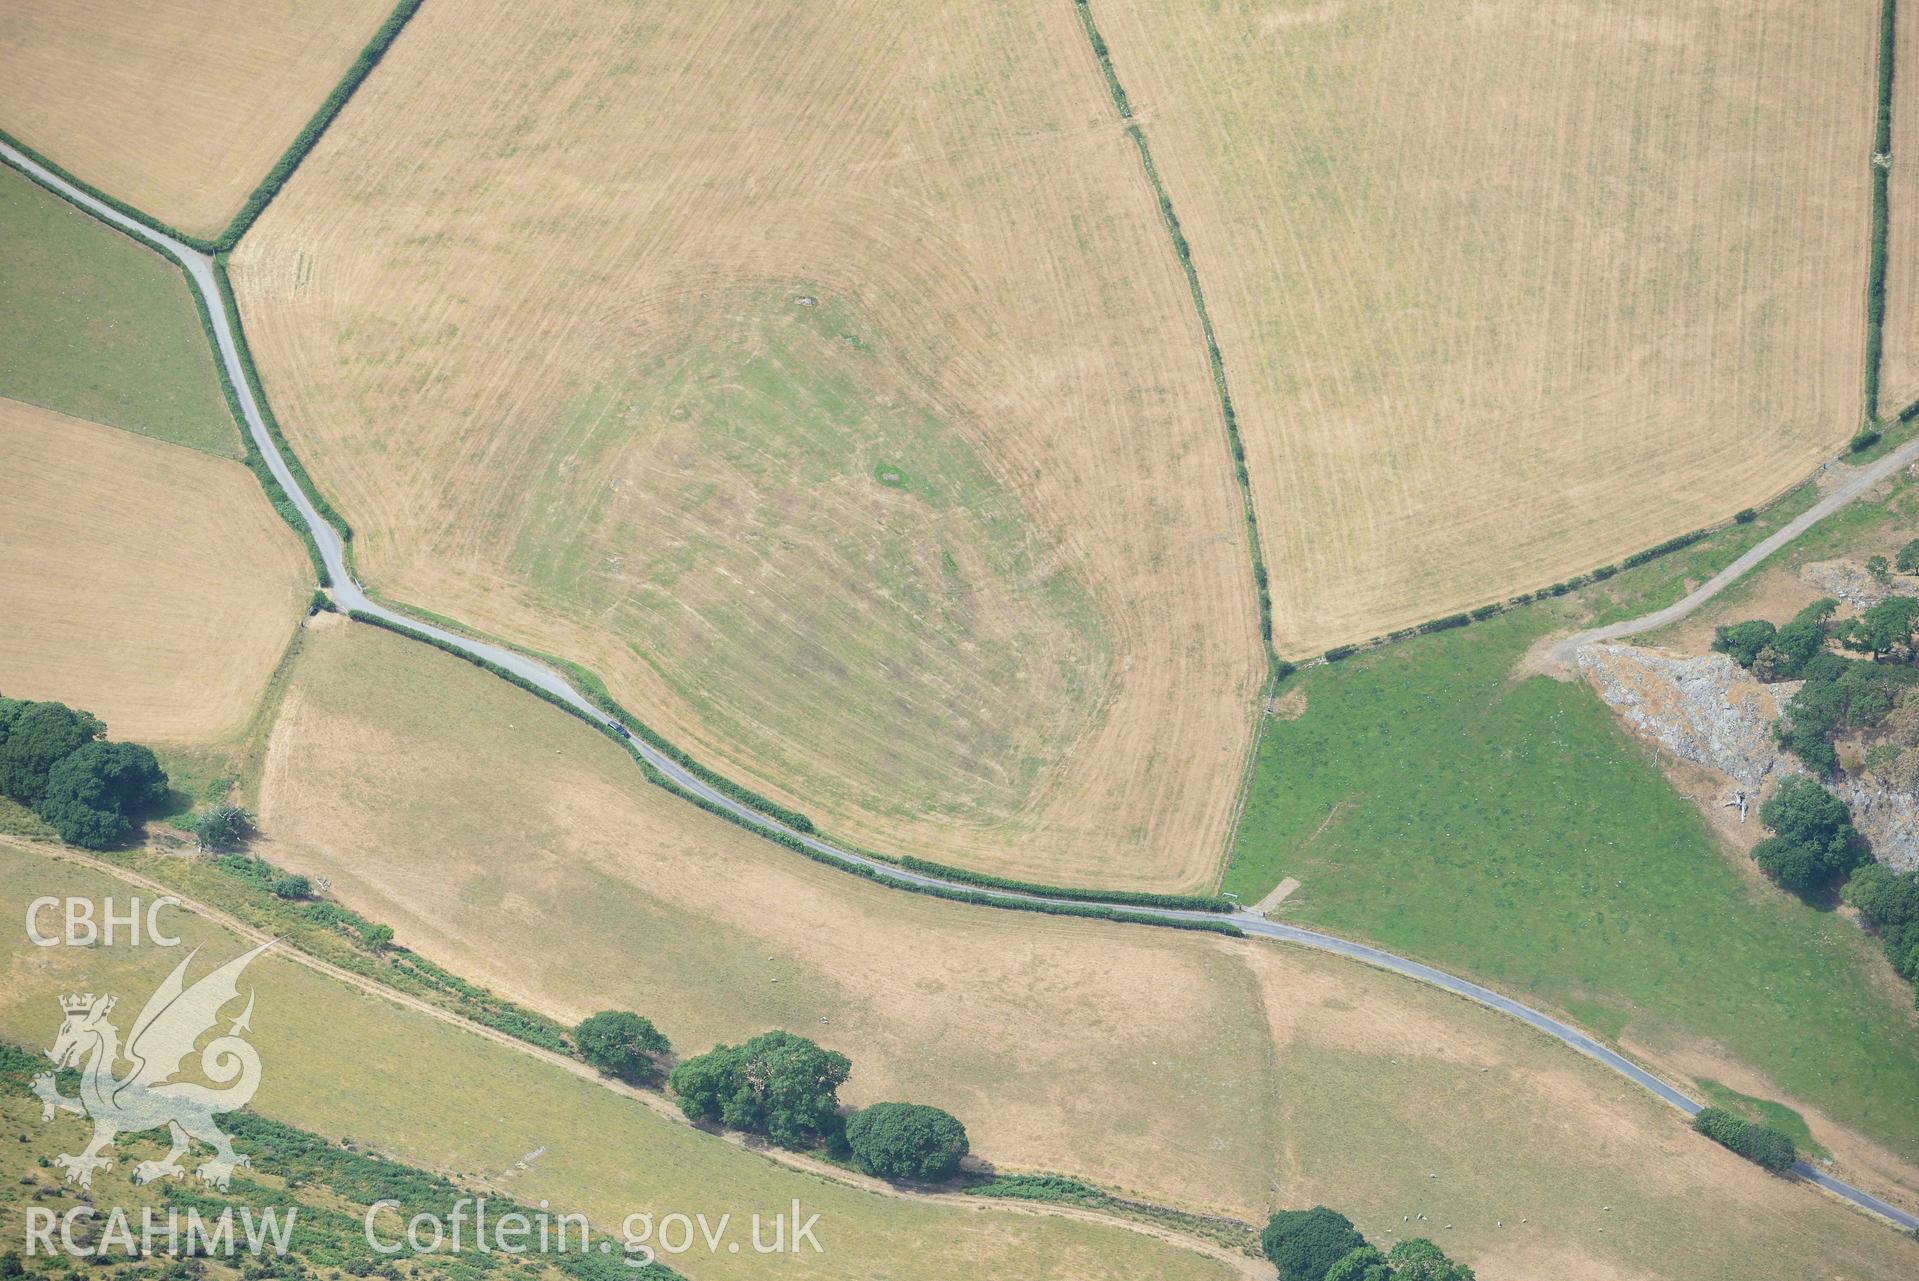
[1838,778,1919,873]
[1577,641,1919,871]
[1576,644,1796,788]
[1802,560,1919,610]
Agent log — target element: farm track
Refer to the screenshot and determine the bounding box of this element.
[1552,435,1919,662]
[4,136,1915,1235]
[9,841,1266,1277]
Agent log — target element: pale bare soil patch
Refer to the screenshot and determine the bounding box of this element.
[230,0,1264,892]
[247,625,1918,1276]
[0,398,309,741]
[1094,0,1874,656]
[1884,0,1919,412]
[0,0,397,236]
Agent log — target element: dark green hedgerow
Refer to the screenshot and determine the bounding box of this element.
[1072,0,1279,682]
[894,855,1232,912]
[0,152,330,584]
[1867,0,1898,423]
[1622,528,1711,569]
[210,0,427,252]
[212,254,355,544]
[346,610,1241,938]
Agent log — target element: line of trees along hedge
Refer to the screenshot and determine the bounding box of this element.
[210,0,426,251]
[0,696,166,849]
[1693,1106,1797,1173]
[1262,1206,1474,1281]
[668,1031,853,1150]
[345,609,1247,938]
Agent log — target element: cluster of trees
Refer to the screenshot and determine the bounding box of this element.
[577,1015,973,1181]
[1713,594,1919,775]
[1261,1208,1473,1281]
[0,696,167,849]
[1753,777,1868,893]
[663,1030,969,1181]
[1712,597,1833,680]
[1692,1106,1796,1173]
[1710,566,1919,1000]
[1844,862,1919,992]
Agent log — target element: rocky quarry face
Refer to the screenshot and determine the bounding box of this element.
[1801,560,1919,610]
[1576,642,1919,872]
[1577,644,1796,788]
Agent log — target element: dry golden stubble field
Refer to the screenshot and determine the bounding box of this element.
[230,0,1265,891]
[0,0,397,236]
[0,398,310,743]
[1093,0,1876,655]
[241,623,1919,1280]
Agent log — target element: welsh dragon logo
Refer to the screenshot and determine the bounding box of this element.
[32,939,272,1190]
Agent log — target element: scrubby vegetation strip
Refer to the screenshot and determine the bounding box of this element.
[210,0,427,252]
[1071,0,1285,680]
[893,854,1232,911]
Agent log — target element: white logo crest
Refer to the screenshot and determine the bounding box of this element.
[32,939,272,1190]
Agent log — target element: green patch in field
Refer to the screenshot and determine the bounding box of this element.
[1695,1078,1830,1161]
[1225,610,1919,1163]
[0,165,238,456]
[507,287,1111,828]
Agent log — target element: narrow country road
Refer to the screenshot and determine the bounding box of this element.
[1551,435,1919,663]
[5,139,1914,1235]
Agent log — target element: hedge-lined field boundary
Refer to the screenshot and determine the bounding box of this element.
[894,855,1233,912]
[346,610,1243,938]
[536,651,818,834]
[211,254,356,542]
[1072,0,1286,682]
[0,151,330,585]
[1868,0,1899,424]
[0,127,213,250]
[210,0,426,251]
